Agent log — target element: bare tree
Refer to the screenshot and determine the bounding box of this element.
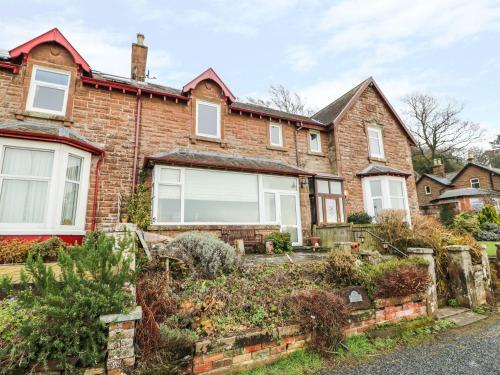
[403,93,484,164]
[247,85,315,116]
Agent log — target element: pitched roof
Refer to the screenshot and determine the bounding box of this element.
[356,164,411,178]
[230,102,325,126]
[312,77,416,145]
[432,188,500,201]
[91,71,183,96]
[417,173,453,186]
[144,148,314,176]
[419,161,500,187]
[182,68,236,102]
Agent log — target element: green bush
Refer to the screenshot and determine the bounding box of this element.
[29,237,66,261]
[167,232,238,279]
[347,212,372,224]
[127,173,151,230]
[266,232,293,254]
[0,232,135,373]
[439,204,455,226]
[452,212,480,235]
[477,204,500,225]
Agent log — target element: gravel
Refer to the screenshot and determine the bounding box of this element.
[323,316,500,375]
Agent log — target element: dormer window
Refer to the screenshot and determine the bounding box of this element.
[27,66,70,116]
[269,123,283,147]
[309,130,321,153]
[367,126,384,159]
[470,178,480,189]
[196,100,221,138]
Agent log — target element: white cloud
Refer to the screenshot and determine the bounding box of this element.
[286,45,317,72]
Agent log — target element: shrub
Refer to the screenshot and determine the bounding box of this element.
[452,213,480,235]
[0,238,33,264]
[266,232,292,253]
[477,204,500,225]
[439,204,455,226]
[167,232,238,279]
[476,222,500,241]
[372,264,430,298]
[347,212,372,224]
[127,173,151,230]
[288,289,350,351]
[325,250,360,286]
[29,237,66,261]
[0,231,135,373]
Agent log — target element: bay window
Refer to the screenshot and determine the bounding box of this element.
[362,176,409,220]
[152,166,302,244]
[0,138,91,235]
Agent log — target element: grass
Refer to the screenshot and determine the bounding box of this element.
[240,349,325,375]
[0,263,60,283]
[478,241,498,256]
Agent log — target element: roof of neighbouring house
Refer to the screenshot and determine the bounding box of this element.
[432,188,500,202]
[0,120,104,154]
[356,164,411,178]
[144,148,314,176]
[417,161,500,187]
[418,173,453,186]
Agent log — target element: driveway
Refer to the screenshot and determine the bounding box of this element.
[324,316,500,375]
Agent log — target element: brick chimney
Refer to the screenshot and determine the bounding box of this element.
[432,158,445,177]
[131,33,147,82]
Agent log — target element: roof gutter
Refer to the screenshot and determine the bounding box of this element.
[0,61,21,74]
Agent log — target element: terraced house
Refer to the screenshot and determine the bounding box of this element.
[0,28,418,246]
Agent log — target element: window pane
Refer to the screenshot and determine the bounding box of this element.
[158,185,181,222]
[310,132,320,151]
[0,179,48,223]
[390,197,405,210]
[33,85,66,112]
[282,226,298,243]
[373,198,383,215]
[317,180,329,194]
[329,181,342,195]
[264,192,276,222]
[318,196,324,223]
[280,195,297,226]
[270,125,282,145]
[35,69,69,85]
[160,168,180,183]
[2,148,53,177]
[263,175,297,191]
[389,180,404,197]
[369,136,381,156]
[197,103,219,136]
[325,198,338,223]
[370,180,382,197]
[66,156,82,181]
[184,170,259,222]
[61,182,79,225]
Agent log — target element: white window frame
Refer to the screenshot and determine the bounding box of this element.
[26,65,71,116]
[309,130,321,153]
[424,185,431,195]
[269,123,283,147]
[362,176,410,221]
[0,138,91,235]
[367,126,384,159]
[195,100,221,139]
[470,178,480,189]
[152,166,302,245]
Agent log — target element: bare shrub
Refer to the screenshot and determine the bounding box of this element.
[373,265,431,298]
[288,289,350,351]
[325,250,360,286]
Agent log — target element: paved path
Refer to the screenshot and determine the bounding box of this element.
[324,316,500,375]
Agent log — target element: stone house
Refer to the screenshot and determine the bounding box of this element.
[0,28,418,246]
[417,158,500,216]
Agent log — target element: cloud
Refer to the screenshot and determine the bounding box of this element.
[285,45,317,72]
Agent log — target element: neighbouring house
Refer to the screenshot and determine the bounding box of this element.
[0,28,418,246]
[417,158,500,217]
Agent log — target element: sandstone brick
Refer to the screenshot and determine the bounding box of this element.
[193,363,213,374]
[232,353,252,363]
[244,344,262,353]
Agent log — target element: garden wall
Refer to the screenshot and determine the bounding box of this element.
[192,294,428,374]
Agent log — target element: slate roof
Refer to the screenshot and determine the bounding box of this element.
[145,148,314,176]
[357,164,411,177]
[432,188,500,201]
[0,121,103,153]
[420,174,453,186]
[230,102,325,125]
[311,79,368,125]
[92,71,183,96]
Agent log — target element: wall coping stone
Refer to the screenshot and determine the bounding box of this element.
[407,247,433,255]
[100,306,142,324]
[374,293,425,308]
[446,245,471,252]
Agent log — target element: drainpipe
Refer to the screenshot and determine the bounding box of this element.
[132,89,142,192]
[91,152,105,231]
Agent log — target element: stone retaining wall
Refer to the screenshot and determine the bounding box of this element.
[192,294,428,374]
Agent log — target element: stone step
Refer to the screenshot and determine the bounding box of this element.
[445,311,487,327]
[437,307,468,319]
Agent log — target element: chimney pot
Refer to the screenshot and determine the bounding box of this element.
[136,33,145,45]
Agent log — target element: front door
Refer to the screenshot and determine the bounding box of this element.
[278,193,301,245]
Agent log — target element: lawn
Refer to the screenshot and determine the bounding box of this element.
[478,242,498,256]
[0,263,60,282]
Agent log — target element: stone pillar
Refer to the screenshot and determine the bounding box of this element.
[299,177,311,241]
[113,224,138,299]
[446,245,476,308]
[407,248,438,317]
[479,245,494,304]
[100,306,142,375]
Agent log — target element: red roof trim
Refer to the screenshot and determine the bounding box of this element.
[182,68,237,103]
[81,76,190,102]
[9,28,91,73]
[0,61,20,74]
[0,128,104,155]
[144,156,315,176]
[334,77,417,146]
[229,104,326,129]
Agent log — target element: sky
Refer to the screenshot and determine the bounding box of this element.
[0,0,499,148]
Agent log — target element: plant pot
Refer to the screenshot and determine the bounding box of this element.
[120,213,130,223]
[309,237,320,247]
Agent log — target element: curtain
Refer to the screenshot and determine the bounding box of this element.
[0,180,48,223]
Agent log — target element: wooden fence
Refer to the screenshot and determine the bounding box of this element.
[313,223,380,250]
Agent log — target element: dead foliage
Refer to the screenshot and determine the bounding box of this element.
[373,264,431,298]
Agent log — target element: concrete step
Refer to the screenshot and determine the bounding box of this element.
[437,307,468,319]
[445,311,487,327]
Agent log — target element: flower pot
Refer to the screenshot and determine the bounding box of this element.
[309,237,320,247]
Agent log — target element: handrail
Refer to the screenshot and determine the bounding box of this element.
[353,228,408,257]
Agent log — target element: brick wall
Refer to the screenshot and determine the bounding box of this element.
[451,165,497,190]
[416,176,447,206]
